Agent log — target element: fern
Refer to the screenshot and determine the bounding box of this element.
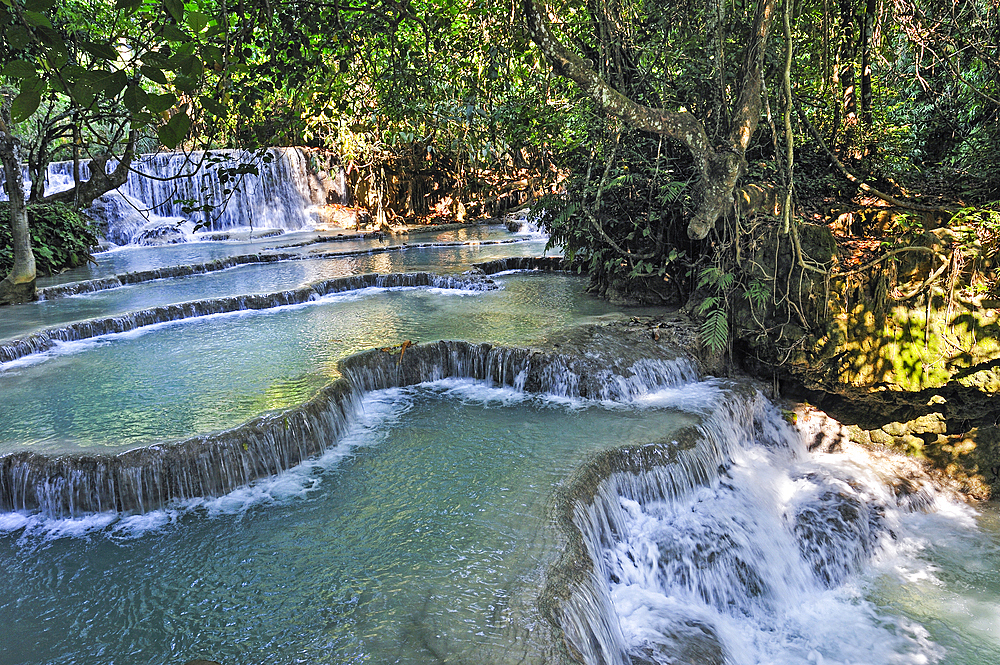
[701,307,729,354]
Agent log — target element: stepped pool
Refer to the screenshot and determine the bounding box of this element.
[1,225,999,665]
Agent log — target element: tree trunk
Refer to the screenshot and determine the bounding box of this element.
[523,0,777,239]
[0,125,36,305]
[40,128,138,209]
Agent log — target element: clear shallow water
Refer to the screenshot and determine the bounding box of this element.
[0,237,550,342]
[36,224,517,287]
[0,383,699,665]
[0,274,643,453]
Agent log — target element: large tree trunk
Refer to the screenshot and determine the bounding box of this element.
[40,128,138,209]
[523,0,777,239]
[1,111,36,305]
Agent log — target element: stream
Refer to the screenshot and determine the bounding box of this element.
[1,153,999,664]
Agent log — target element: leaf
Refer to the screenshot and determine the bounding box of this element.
[24,0,57,10]
[186,10,209,33]
[199,94,226,118]
[115,0,142,10]
[160,23,188,43]
[69,80,97,107]
[10,79,45,122]
[5,25,31,50]
[99,70,128,97]
[700,309,728,354]
[79,41,119,62]
[2,60,37,80]
[123,83,149,113]
[140,64,169,85]
[172,74,198,92]
[157,109,191,148]
[163,0,183,22]
[142,50,171,68]
[146,92,177,113]
[22,10,52,28]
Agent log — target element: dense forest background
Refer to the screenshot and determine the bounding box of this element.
[2,0,999,315]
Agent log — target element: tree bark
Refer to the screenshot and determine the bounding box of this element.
[40,128,138,209]
[0,125,36,305]
[1,90,36,305]
[523,0,777,239]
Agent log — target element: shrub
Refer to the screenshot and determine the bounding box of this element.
[0,202,99,276]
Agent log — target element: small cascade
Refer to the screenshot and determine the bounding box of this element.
[0,334,696,516]
[2,272,500,364]
[472,256,569,274]
[503,207,548,237]
[551,386,946,665]
[35,235,533,301]
[0,380,359,516]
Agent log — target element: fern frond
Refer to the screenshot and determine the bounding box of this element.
[700,308,729,353]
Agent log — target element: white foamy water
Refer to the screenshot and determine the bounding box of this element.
[581,401,997,665]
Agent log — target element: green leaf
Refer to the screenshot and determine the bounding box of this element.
[172,74,198,92]
[99,70,128,97]
[140,64,169,85]
[142,50,171,68]
[24,0,57,10]
[115,0,142,10]
[186,10,209,33]
[157,109,191,148]
[160,23,188,42]
[79,41,118,61]
[10,79,45,122]
[199,94,226,118]
[22,10,52,28]
[123,83,149,113]
[163,0,183,22]
[146,92,177,113]
[201,45,223,67]
[2,60,37,80]
[69,80,97,107]
[6,25,31,50]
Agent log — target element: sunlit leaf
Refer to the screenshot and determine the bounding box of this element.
[163,0,183,22]
[157,109,191,148]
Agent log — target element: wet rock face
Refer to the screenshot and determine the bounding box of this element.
[629,620,725,665]
[134,221,190,245]
[791,479,882,586]
[725,220,1000,500]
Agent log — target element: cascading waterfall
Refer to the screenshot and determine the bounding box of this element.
[4,147,346,245]
[0,337,695,516]
[554,384,949,665]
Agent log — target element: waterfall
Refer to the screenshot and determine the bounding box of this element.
[552,386,947,665]
[3,147,348,245]
[0,337,696,516]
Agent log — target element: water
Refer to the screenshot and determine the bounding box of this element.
[1,235,549,342]
[2,170,999,664]
[0,385,699,665]
[0,273,631,453]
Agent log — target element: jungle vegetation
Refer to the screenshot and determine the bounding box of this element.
[1,0,998,314]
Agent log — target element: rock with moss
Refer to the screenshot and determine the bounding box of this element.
[731,220,1000,499]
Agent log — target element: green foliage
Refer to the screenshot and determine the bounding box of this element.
[0,202,98,276]
[696,266,733,354]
